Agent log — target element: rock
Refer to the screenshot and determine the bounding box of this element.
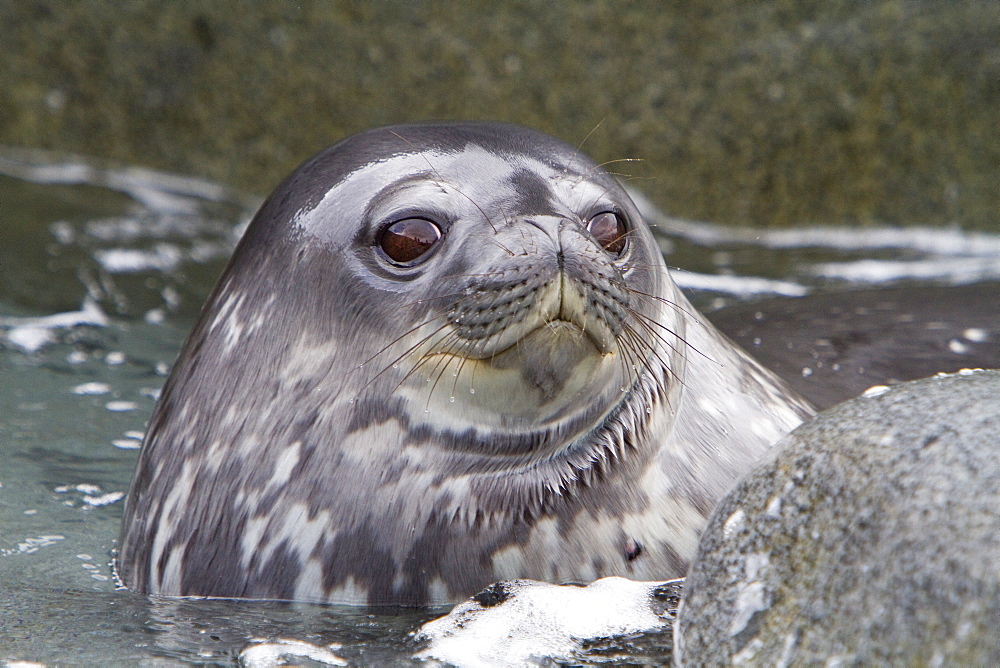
[414,577,682,666]
[675,369,1000,665]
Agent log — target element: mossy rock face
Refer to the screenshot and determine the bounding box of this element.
[676,370,1000,665]
[2,2,998,229]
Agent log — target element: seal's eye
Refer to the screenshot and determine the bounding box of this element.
[379,217,442,265]
[587,212,628,255]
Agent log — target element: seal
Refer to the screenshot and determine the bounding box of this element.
[117,122,814,606]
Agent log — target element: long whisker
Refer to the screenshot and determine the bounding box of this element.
[625,286,702,320]
[626,306,715,366]
[619,318,682,386]
[575,118,605,155]
[423,334,468,408]
[388,129,510,243]
[572,158,643,188]
[353,320,454,397]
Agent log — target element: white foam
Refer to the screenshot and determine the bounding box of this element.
[810,257,1000,284]
[239,639,346,667]
[94,243,183,273]
[2,299,109,352]
[415,577,671,666]
[670,270,809,297]
[71,382,111,395]
[6,327,53,352]
[0,148,257,212]
[82,491,125,507]
[629,190,1000,256]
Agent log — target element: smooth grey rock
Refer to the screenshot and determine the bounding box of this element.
[675,370,1000,666]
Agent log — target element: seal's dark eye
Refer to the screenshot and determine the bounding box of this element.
[587,212,628,255]
[379,217,442,264]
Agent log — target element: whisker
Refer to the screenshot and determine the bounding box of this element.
[625,287,702,320]
[388,128,507,239]
[594,157,644,171]
[618,174,658,184]
[627,307,715,365]
[449,350,473,399]
[625,306,689,358]
[423,335,468,408]
[575,118,605,155]
[572,158,643,188]
[619,320,680,387]
[353,321,453,397]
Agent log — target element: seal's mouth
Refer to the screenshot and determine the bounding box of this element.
[456,317,610,361]
[413,317,618,420]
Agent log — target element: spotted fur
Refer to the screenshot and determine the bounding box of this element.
[117,123,813,606]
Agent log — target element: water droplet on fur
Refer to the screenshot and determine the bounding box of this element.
[620,386,627,393]
[392,363,399,369]
[469,388,475,394]
[449,396,456,403]
[646,406,652,414]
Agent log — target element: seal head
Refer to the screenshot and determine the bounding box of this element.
[118,122,813,605]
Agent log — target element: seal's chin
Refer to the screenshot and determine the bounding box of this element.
[408,320,624,429]
[489,319,607,387]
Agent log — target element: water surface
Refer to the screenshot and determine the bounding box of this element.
[1,150,997,664]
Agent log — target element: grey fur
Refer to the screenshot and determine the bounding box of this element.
[117,122,813,606]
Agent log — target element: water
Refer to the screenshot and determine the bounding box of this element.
[0,149,997,665]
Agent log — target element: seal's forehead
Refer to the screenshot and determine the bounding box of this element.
[350,122,590,165]
[291,142,571,238]
[289,124,620,237]
[315,122,597,188]
[261,123,614,236]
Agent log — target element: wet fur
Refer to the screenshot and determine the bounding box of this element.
[117,122,813,605]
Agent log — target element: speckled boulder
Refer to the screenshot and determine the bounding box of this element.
[675,370,1000,666]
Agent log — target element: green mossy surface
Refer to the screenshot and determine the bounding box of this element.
[2,1,997,228]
